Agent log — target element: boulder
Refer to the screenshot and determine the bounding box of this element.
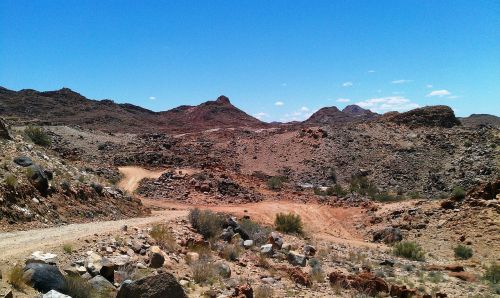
[221,227,235,241]
[269,232,283,249]
[99,258,116,282]
[287,251,307,267]
[116,272,187,298]
[13,156,33,167]
[233,283,253,298]
[27,251,57,265]
[85,252,103,276]
[89,275,115,293]
[372,227,402,244]
[243,240,254,248]
[390,285,418,298]
[328,271,389,296]
[186,252,200,263]
[42,290,71,298]
[149,251,165,269]
[23,263,67,294]
[0,118,12,140]
[214,261,231,278]
[260,244,273,255]
[303,245,316,256]
[27,165,50,195]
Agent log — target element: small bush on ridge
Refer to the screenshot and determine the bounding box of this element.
[393,241,425,261]
[25,125,51,147]
[275,212,303,235]
[454,244,473,260]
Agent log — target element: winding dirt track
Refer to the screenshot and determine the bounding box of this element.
[0,166,378,262]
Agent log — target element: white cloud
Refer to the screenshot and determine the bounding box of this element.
[426,84,433,88]
[300,106,310,112]
[281,107,318,122]
[281,83,287,87]
[355,96,419,113]
[368,70,375,73]
[149,96,156,100]
[391,79,412,84]
[254,112,269,120]
[336,98,351,103]
[426,89,451,97]
[342,81,353,87]
[274,101,285,106]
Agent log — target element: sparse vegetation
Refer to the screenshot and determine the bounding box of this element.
[427,271,444,283]
[275,212,303,235]
[150,224,177,252]
[191,259,218,285]
[65,275,99,298]
[221,244,241,261]
[309,258,325,282]
[7,265,26,291]
[393,241,425,261]
[454,244,473,260]
[483,263,500,287]
[188,208,226,240]
[373,191,403,202]
[25,125,51,147]
[451,186,466,200]
[4,173,18,189]
[314,184,348,197]
[267,176,286,190]
[254,284,274,298]
[349,175,378,198]
[238,218,272,246]
[63,243,73,254]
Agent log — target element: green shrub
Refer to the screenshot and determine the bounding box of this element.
[63,243,73,254]
[451,186,466,200]
[393,241,425,261]
[7,265,26,291]
[427,271,444,283]
[65,275,99,298]
[374,192,403,202]
[150,224,177,252]
[483,263,500,285]
[275,212,303,235]
[454,244,473,260]
[267,176,286,190]
[188,208,225,240]
[328,184,347,196]
[350,175,378,198]
[238,218,272,246]
[4,174,18,189]
[25,125,51,147]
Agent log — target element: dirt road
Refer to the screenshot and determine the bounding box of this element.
[0,166,377,262]
[0,210,187,262]
[117,166,166,193]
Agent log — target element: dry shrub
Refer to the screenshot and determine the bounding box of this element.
[7,265,26,291]
[393,241,425,261]
[65,275,99,298]
[254,284,274,298]
[191,260,218,285]
[275,212,303,235]
[188,208,225,240]
[149,224,177,252]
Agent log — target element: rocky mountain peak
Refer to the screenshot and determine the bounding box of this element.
[215,95,231,105]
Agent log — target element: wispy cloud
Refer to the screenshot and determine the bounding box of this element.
[149,96,156,100]
[355,96,419,113]
[426,89,451,97]
[254,112,269,120]
[368,70,375,73]
[426,84,433,88]
[274,101,285,106]
[300,106,310,112]
[336,98,351,103]
[281,107,318,122]
[391,79,412,84]
[342,81,353,87]
[281,83,287,87]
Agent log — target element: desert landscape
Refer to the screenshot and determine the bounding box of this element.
[0,88,498,298]
[1,1,499,297]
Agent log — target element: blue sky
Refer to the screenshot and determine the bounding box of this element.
[1,0,499,121]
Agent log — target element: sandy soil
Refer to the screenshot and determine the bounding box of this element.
[117,166,167,193]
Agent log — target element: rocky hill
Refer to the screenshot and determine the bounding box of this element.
[460,114,500,128]
[380,105,461,128]
[304,105,378,126]
[0,119,149,230]
[0,87,264,133]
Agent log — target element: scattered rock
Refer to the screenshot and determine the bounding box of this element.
[215,261,231,278]
[373,227,402,244]
[89,275,115,293]
[28,251,58,265]
[23,263,67,294]
[287,251,307,267]
[116,272,187,298]
[13,156,33,167]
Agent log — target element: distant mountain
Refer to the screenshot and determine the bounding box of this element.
[303,105,378,125]
[460,114,500,128]
[0,87,265,133]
